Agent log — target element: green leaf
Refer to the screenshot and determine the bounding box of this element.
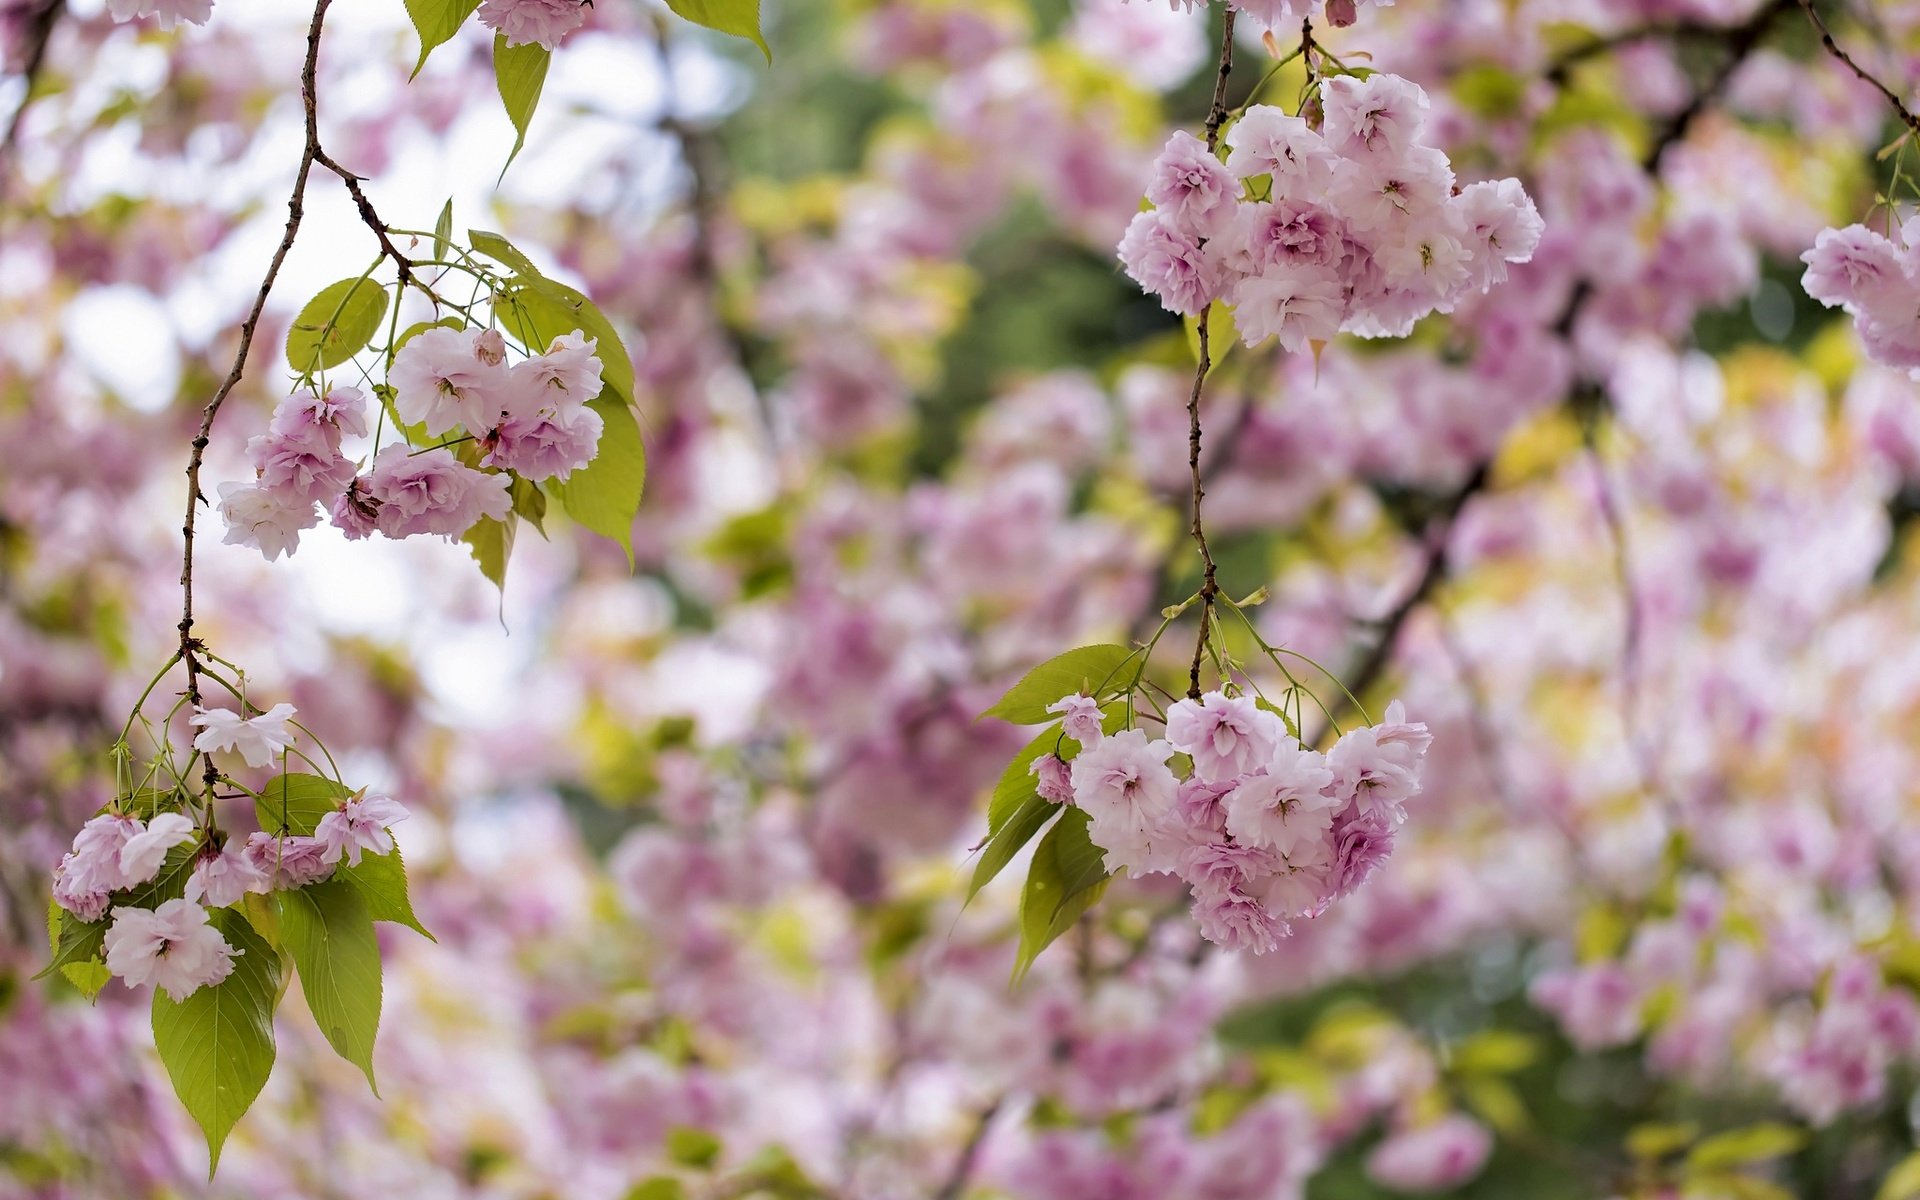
[253,773,350,837]
[339,846,434,942]
[663,0,770,61]
[970,797,1058,903]
[151,909,281,1175]
[982,644,1138,725]
[403,0,480,76]
[510,474,548,535]
[120,841,202,910]
[665,1126,721,1169]
[492,35,549,167]
[286,277,389,374]
[37,902,109,997]
[396,316,465,352]
[464,512,516,591]
[546,396,645,563]
[626,1179,688,1200]
[432,199,454,261]
[1626,1121,1699,1160]
[1458,1076,1530,1136]
[469,228,546,281]
[986,705,1127,835]
[1450,1029,1540,1075]
[275,879,383,1092]
[1012,807,1111,983]
[1878,1150,1920,1200]
[1684,1123,1809,1173]
[493,277,638,405]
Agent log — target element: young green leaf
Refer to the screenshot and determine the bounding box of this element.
[981,644,1138,724]
[275,879,383,1093]
[969,796,1057,903]
[986,704,1127,835]
[151,909,282,1176]
[253,773,350,837]
[1011,808,1111,983]
[339,846,435,942]
[287,278,389,374]
[468,228,544,280]
[546,396,645,564]
[493,35,550,167]
[432,198,454,261]
[464,512,516,591]
[664,0,771,61]
[403,0,480,77]
[494,277,638,405]
[37,902,108,996]
[1684,1123,1808,1173]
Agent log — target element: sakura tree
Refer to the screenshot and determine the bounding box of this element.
[3,0,1920,1195]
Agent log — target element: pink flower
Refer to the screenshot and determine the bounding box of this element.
[1145,130,1239,239]
[483,398,604,482]
[1181,838,1281,894]
[118,812,198,884]
[1365,1115,1493,1192]
[1801,224,1908,312]
[190,702,298,769]
[105,0,212,28]
[272,385,369,439]
[389,326,512,437]
[102,899,239,1001]
[1031,753,1075,804]
[184,843,271,908]
[1327,810,1396,900]
[246,423,354,506]
[216,481,320,562]
[1191,886,1286,953]
[1070,729,1182,874]
[364,446,512,540]
[513,331,604,404]
[1047,692,1107,745]
[1224,106,1335,196]
[330,481,381,539]
[1322,73,1431,159]
[1244,201,1346,272]
[1221,743,1338,856]
[1327,708,1428,823]
[1230,265,1344,353]
[52,855,111,922]
[1119,210,1225,316]
[1530,963,1642,1050]
[1257,837,1332,917]
[313,792,409,867]
[58,814,142,898]
[478,0,589,50]
[241,831,335,889]
[1455,178,1545,290]
[1165,691,1284,781]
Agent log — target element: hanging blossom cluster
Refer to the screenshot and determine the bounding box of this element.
[1120,74,1543,351]
[219,326,604,562]
[1801,220,1920,375]
[1038,691,1430,953]
[50,703,407,1001]
[1161,0,1391,31]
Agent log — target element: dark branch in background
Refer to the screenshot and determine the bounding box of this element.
[931,1099,1003,1200]
[1797,0,1920,138]
[0,0,64,180]
[179,0,334,816]
[1304,0,1790,745]
[1183,8,1235,700]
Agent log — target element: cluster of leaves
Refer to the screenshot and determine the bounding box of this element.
[42,775,429,1172]
[285,216,647,586]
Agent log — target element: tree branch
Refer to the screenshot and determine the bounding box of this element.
[1797,0,1920,138]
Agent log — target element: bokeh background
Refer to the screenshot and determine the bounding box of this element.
[4,0,1920,1196]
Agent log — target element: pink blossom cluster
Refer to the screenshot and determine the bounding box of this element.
[49,702,408,1001]
[1801,220,1920,374]
[1119,74,1543,351]
[220,324,603,560]
[1037,690,1429,953]
[478,0,590,50]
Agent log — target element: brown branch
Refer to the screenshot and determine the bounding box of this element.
[0,0,64,181]
[1184,8,1235,700]
[931,1099,1003,1200]
[179,0,333,805]
[1797,0,1920,138]
[316,150,414,285]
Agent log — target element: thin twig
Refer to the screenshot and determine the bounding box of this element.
[179,0,333,811]
[931,1099,1003,1200]
[0,0,64,180]
[1184,8,1235,700]
[1797,0,1920,138]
